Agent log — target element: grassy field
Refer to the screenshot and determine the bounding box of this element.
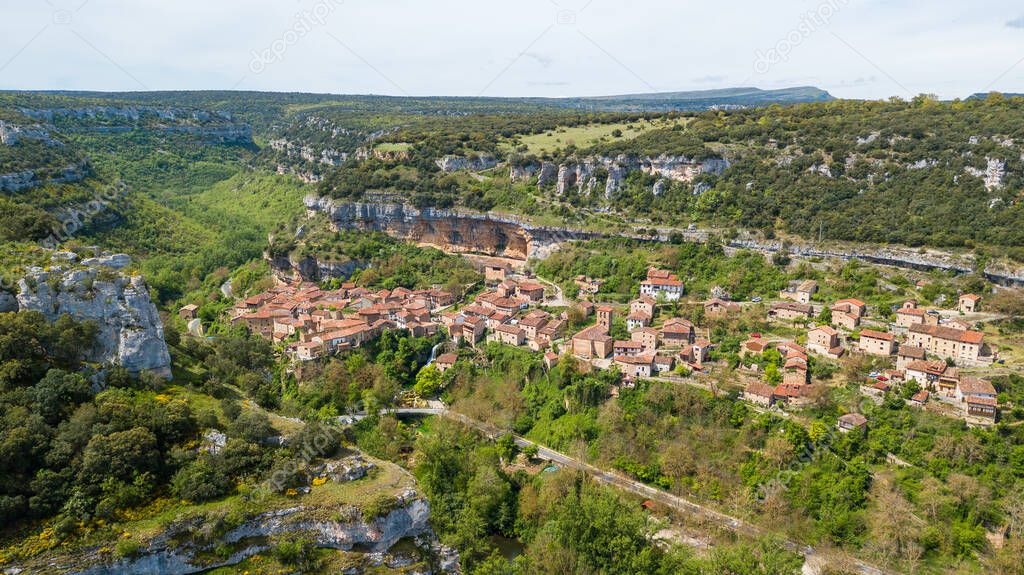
[374,142,413,152]
[506,117,688,155]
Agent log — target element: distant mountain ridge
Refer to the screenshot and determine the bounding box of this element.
[543,86,835,111]
[2,86,836,114]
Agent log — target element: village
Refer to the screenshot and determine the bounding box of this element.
[201,256,1006,431]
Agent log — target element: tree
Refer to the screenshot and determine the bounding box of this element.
[817,306,833,325]
[496,434,517,463]
[228,410,275,444]
[171,455,230,502]
[32,369,92,423]
[414,364,444,397]
[81,427,160,484]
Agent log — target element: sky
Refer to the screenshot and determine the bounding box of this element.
[2,0,1024,100]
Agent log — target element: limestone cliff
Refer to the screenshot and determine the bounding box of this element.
[266,250,367,283]
[305,196,604,261]
[11,451,460,575]
[534,154,728,197]
[14,254,172,378]
[0,161,88,192]
[305,196,1024,285]
[436,154,497,173]
[69,496,445,575]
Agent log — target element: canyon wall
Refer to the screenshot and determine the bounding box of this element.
[306,196,1024,285]
[306,196,604,260]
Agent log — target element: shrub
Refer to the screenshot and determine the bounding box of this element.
[171,457,231,503]
[114,539,141,558]
[363,494,401,521]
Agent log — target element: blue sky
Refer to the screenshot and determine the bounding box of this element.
[2,0,1023,99]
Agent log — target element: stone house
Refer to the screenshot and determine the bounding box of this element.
[704,298,740,317]
[837,413,868,433]
[659,318,695,347]
[613,354,655,379]
[572,324,613,359]
[779,280,818,304]
[958,294,981,314]
[614,340,645,357]
[179,304,199,321]
[744,382,775,407]
[631,327,659,352]
[858,329,895,356]
[491,324,526,346]
[435,353,457,373]
[769,302,813,322]
[906,324,985,365]
[807,325,840,356]
[516,282,546,303]
[896,346,926,371]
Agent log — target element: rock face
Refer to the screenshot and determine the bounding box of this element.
[535,154,728,197]
[435,154,497,173]
[0,170,36,192]
[0,120,59,146]
[15,259,172,378]
[306,196,604,261]
[0,291,17,312]
[605,165,625,198]
[0,162,88,192]
[964,157,1006,191]
[267,251,366,283]
[556,164,576,195]
[509,163,538,182]
[66,495,453,575]
[307,196,1024,285]
[537,162,558,188]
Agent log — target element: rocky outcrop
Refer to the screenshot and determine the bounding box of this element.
[67,494,450,575]
[535,154,729,196]
[605,165,625,198]
[964,157,1005,191]
[727,235,1024,286]
[0,170,37,192]
[436,154,498,173]
[270,138,349,166]
[14,256,172,378]
[556,164,575,195]
[267,251,366,283]
[0,121,59,146]
[19,105,235,123]
[0,291,17,312]
[0,162,89,192]
[537,162,558,188]
[159,124,253,144]
[16,106,253,144]
[509,163,538,182]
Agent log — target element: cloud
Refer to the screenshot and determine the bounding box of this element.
[1008,16,1024,28]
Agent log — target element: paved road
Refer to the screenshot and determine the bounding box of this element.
[360,407,887,575]
[533,274,569,307]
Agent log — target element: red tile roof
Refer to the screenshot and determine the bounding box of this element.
[860,329,894,342]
